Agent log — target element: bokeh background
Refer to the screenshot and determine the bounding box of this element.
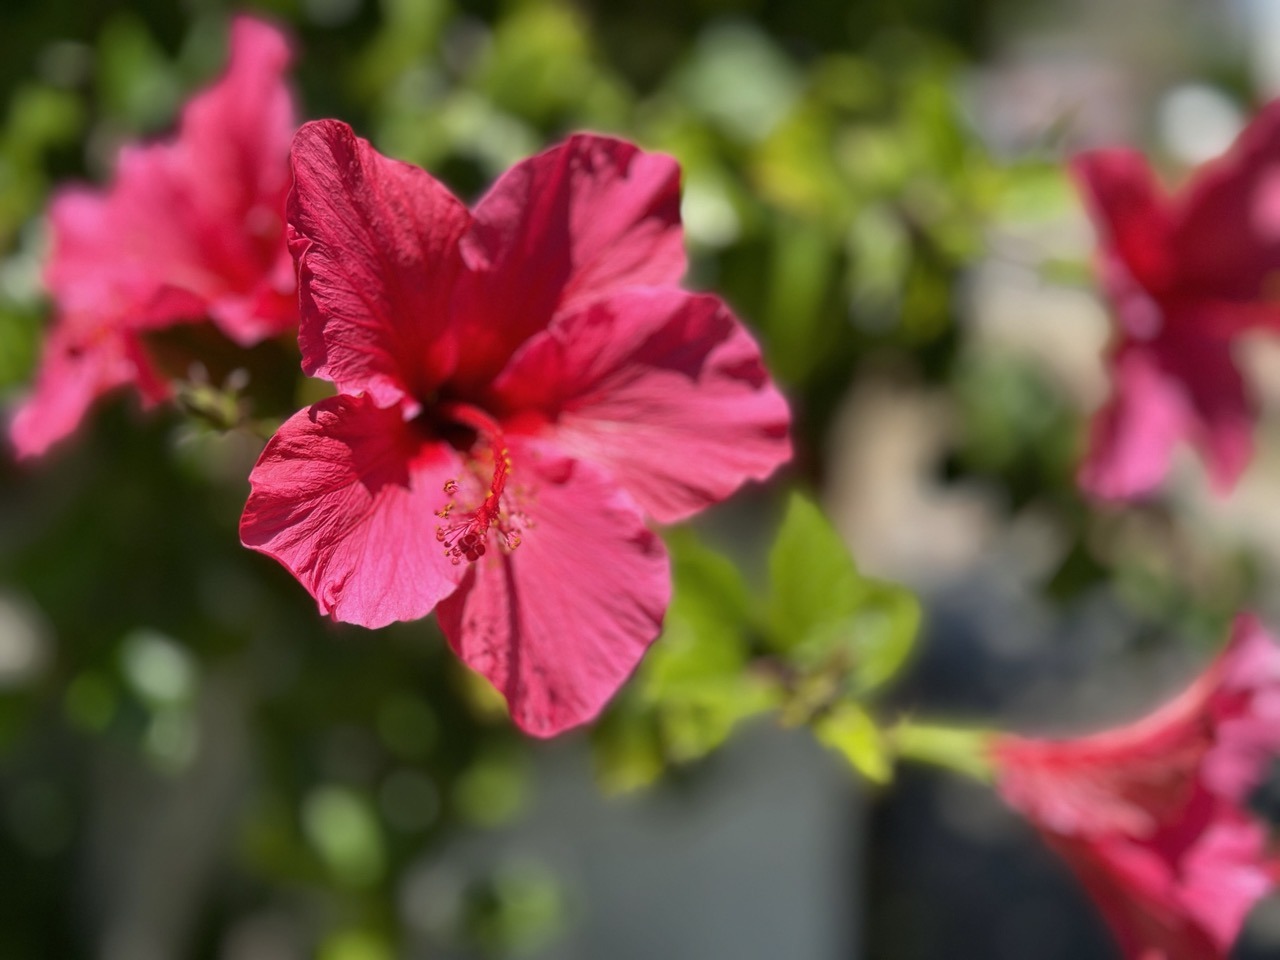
[3,0,1280,958]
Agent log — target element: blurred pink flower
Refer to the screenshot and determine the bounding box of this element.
[993,614,1280,960]
[240,120,791,736]
[10,16,298,458]
[1074,103,1280,499]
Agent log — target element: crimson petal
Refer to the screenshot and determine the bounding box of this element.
[1174,100,1280,306]
[10,327,156,459]
[288,120,471,406]
[1072,149,1176,298]
[452,134,685,387]
[240,394,467,627]
[995,615,1280,960]
[492,287,791,523]
[437,442,669,737]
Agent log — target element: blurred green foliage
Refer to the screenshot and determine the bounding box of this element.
[0,0,1046,954]
[0,0,1245,957]
[593,494,919,791]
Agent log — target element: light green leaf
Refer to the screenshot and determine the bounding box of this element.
[590,706,665,795]
[767,492,919,696]
[592,529,774,790]
[640,530,773,762]
[814,703,891,784]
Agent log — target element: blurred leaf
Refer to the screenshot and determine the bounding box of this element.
[846,203,909,327]
[142,705,198,773]
[453,750,530,827]
[352,0,451,101]
[476,2,626,128]
[996,160,1075,223]
[767,492,920,697]
[0,306,39,390]
[63,672,118,732]
[953,352,1074,483]
[464,859,567,957]
[809,54,884,114]
[378,768,441,833]
[813,702,891,784]
[303,786,386,887]
[5,84,83,155]
[375,694,438,760]
[592,529,776,790]
[590,705,664,794]
[119,629,196,706]
[761,216,840,384]
[675,21,802,143]
[754,103,849,219]
[640,530,775,762]
[319,929,394,960]
[96,14,180,132]
[0,85,84,243]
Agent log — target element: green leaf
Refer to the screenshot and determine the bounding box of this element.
[761,215,839,384]
[591,529,776,790]
[644,528,751,696]
[767,492,920,696]
[590,706,665,794]
[640,530,774,762]
[97,14,180,131]
[813,703,891,784]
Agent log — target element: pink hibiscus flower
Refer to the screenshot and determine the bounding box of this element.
[1074,102,1280,499]
[240,121,791,736]
[993,614,1280,960]
[10,15,298,458]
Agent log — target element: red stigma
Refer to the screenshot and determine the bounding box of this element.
[434,404,523,565]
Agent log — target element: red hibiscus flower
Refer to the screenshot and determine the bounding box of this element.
[240,121,791,736]
[993,614,1280,960]
[1074,102,1280,499]
[10,16,298,458]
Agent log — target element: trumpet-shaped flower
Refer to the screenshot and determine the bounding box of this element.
[240,121,791,736]
[994,615,1280,960]
[11,15,298,458]
[1075,102,1280,499]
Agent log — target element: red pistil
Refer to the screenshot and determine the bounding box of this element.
[434,403,524,565]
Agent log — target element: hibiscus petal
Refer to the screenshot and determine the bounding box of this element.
[452,134,685,386]
[1071,149,1175,296]
[178,16,293,236]
[492,287,791,523]
[45,163,211,332]
[994,615,1280,960]
[288,120,471,405]
[45,17,297,346]
[1173,100,1280,304]
[436,443,670,737]
[1177,812,1275,951]
[1079,344,1192,500]
[1159,330,1253,496]
[175,15,298,344]
[9,327,150,459]
[240,394,467,627]
[1196,614,1280,800]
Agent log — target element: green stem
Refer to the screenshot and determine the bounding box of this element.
[888,719,996,783]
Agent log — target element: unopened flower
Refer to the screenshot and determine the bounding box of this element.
[240,121,791,736]
[10,16,298,458]
[993,615,1280,959]
[1074,103,1280,499]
